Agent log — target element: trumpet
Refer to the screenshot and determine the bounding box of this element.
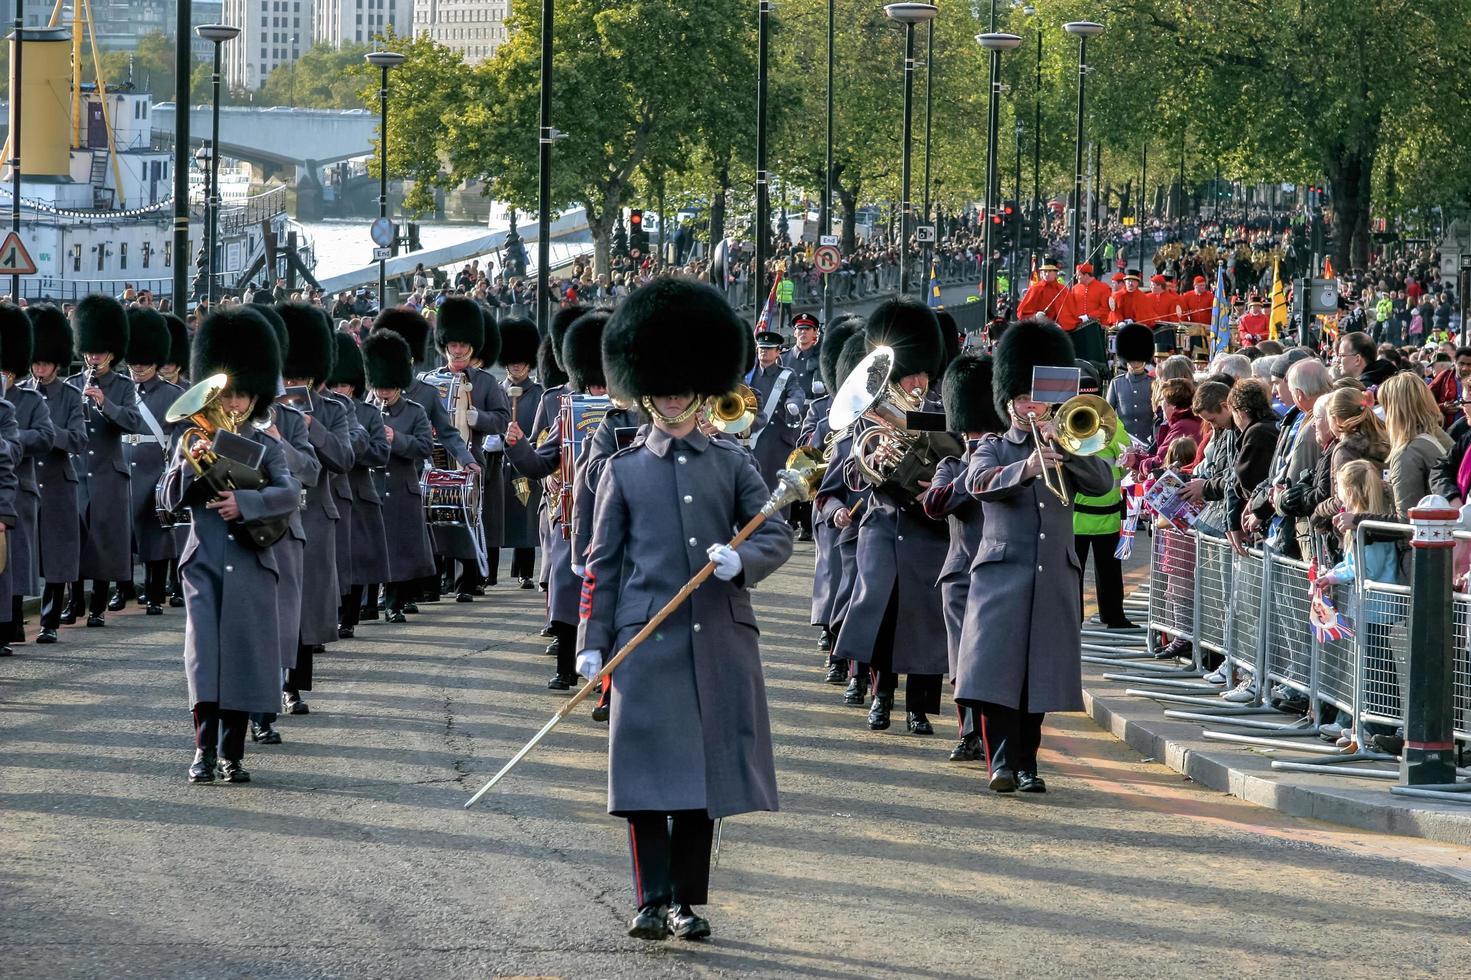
[1025,394,1118,502]
[706,384,758,435]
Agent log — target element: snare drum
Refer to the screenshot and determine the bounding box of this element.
[420,467,482,527]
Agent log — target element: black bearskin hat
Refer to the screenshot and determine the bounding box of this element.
[435,296,486,352]
[250,288,275,306]
[819,314,864,394]
[326,331,365,396]
[1115,321,1155,364]
[191,306,282,421]
[547,304,588,370]
[537,334,568,389]
[374,307,431,363]
[864,296,943,382]
[992,317,1076,420]
[0,304,31,378]
[562,310,610,393]
[125,307,171,367]
[935,309,962,378]
[162,312,189,369]
[363,329,415,391]
[252,302,288,362]
[603,277,748,401]
[942,353,1004,435]
[74,294,129,361]
[27,303,72,368]
[277,302,334,383]
[498,315,539,368]
[836,331,869,394]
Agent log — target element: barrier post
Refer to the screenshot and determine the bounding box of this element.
[1402,496,1459,786]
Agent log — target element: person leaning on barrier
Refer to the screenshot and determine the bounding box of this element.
[1379,372,1453,519]
[1244,356,1330,559]
[1216,379,1279,554]
[1176,381,1236,537]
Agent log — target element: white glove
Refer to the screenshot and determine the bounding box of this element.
[576,649,603,680]
[785,401,801,418]
[707,543,743,581]
[812,380,827,396]
[465,407,480,426]
[571,563,586,577]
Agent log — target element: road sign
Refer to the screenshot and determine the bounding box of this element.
[813,244,841,274]
[370,217,395,248]
[372,247,392,262]
[819,234,839,247]
[0,232,36,275]
[915,225,936,244]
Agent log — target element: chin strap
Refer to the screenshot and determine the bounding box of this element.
[640,395,703,426]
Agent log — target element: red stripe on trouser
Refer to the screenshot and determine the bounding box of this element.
[978,711,994,771]
[627,822,645,906]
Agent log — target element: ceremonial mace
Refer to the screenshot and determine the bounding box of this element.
[465,452,826,808]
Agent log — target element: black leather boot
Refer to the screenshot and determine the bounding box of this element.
[867,693,893,731]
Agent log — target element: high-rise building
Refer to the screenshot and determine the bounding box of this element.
[316,0,414,48]
[222,0,314,92]
[412,0,510,65]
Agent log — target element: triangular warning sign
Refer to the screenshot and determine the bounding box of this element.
[0,231,36,276]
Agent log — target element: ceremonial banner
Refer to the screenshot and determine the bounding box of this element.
[1268,259,1289,340]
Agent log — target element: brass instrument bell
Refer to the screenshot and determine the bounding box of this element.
[707,384,759,435]
[166,373,240,477]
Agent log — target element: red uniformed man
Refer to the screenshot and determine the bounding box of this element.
[1068,263,1113,327]
[1237,295,1269,346]
[1108,270,1148,326]
[1016,262,1077,325]
[1178,274,1214,352]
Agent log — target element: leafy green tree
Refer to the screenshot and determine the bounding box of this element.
[260,42,374,108]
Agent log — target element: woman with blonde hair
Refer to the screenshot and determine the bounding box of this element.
[1379,372,1452,517]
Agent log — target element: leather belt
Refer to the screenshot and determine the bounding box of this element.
[122,435,160,445]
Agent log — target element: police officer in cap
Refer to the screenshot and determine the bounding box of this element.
[747,330,805,502]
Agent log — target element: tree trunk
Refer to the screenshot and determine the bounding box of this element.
[709,155,729,248]
[836,179,859,255]
[1325,146,1374,271]
[586,204,613,278]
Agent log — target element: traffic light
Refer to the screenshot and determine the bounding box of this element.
[629,209,647,257]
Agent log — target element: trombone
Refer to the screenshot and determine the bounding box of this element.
[706,384,758,436]
[1026,394,1118,502]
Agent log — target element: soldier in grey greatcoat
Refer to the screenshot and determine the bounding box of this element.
[747,331,806,498]
[24,305,85,643]
[277,303,354,709]
[327,332,389,637]
[424,297,510,597]
[957,319,1112,794]
[0,390,22,655]
[531,330,570,604]
[67,295,143,626]
[802,316,860,672]
[162,306,301,784]
[160,312,191,607]
[0,305,55,642]
[919,353,1004,763]
[363,329,435,622]
[830,299,952,737]
[123,307,182,614]
[506,311,613,690]
[490,316,542,587]
[579,277,793,943]
[781,312,824,540]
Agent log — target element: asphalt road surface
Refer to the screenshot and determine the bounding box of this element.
[3,541,1470,979]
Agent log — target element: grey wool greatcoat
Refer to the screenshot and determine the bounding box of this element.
[161,429,302,714]
[919,448,983,677]
[0,400,21,616]
[572,406,646,568]
[68,368,143,581]
[345,398,390,586]
[748,362,805,491]
[531,383,566,588]
[578,427,793,819]
[955,427,1112,713]
[813,431,866,627]
[830,421,950,676]
[6,385,56,597]
[28,377,85,583]
[269,405,315,672]
[498,375,543,550]
[504,417,577,624]
[780,343,823,399]
[326,392,366,586]
[377,395,436,582]
[298,393,353,645]
[126,376,183,563]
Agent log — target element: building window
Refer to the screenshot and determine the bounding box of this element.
[71,244,81,272]
[96,246,105,273]
[142,242,152,269]
[119,242,127,270]
[164,242,172,268]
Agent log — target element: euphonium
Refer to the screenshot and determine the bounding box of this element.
[166,373,246,478]
[707,384,758,435]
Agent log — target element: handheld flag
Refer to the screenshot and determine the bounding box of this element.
[1268,259,1289,340]
[1210,264,1231,354]
[928,262,942,309]
[755,269,783,334]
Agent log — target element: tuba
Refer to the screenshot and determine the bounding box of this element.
[827,346,962,501]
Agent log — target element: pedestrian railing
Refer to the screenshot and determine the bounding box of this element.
[1117,521,1471,776]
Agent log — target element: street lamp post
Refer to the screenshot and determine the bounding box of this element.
[1013,119,1024,299]
[10,5,24,302]
[365,50,406,311]
[197,24,240,308]
[172,0,192,311]
[535,0,553,332]
[1063,21,1104,281]
[920,16,934,300]
[884,3,938,301]
[822,0,834,326]
[755,0,772,309]
[977,31,1021,321]
[1023,4,1041,288]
